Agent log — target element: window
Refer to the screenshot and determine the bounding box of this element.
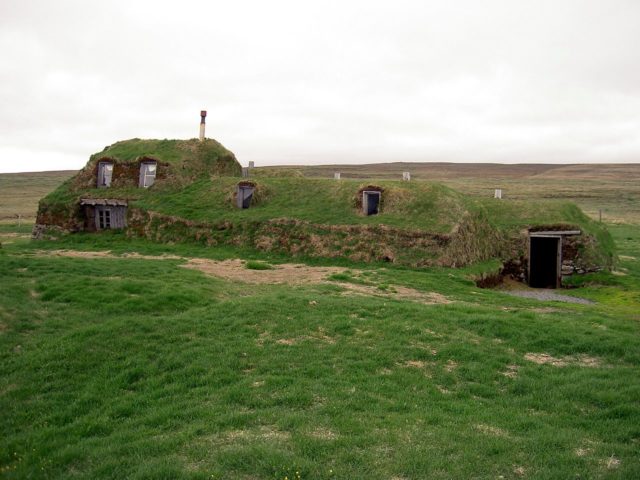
[98,162,113,187]
[98,209,111,229]
[139,162,157,188]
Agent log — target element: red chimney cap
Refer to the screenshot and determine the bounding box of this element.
[200,110,207,117]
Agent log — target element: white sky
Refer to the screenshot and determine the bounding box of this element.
[1,0,639,172]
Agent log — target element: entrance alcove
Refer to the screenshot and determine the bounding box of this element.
[362,191,381,216]
[236,182,255,209]
[527,229,581,288]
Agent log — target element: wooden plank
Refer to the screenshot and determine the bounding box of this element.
[556,236,563,288]
[530,230,581,237]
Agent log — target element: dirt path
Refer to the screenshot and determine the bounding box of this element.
[181,258,346,285]
[30,249,451,305]
[502,290,594,305]
[33,249,183,260]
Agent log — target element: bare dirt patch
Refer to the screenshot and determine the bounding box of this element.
[524,353,603,368]
[308,327,336,344]
[501,364,520,378]
[309,427,338,440]
[274,328,336,346]
[474,423,510,438]
[444,360,458,372]
[33,249,183,261]
[410,341,438,355]
[182,258,346,285]
[0,233,30,239]
[604,455,620,469]
[337,283,450,305]
[423,328,442,337]
[31,249,450,304]
[209,426,290,445]
[121,252,182,260]
[575,447,592,457]
[184,258,451,304]
[513,465,526,476]
[35,249,115,258]
[404,360,426,368]
[504,289,595,305]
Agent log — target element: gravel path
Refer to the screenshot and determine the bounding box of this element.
[503,289,595,305]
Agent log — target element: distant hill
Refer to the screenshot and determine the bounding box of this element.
[274,162,640,181]
[0,170,76,223]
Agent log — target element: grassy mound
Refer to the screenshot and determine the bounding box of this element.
[34,140,614,268]
[135,177,467,233]
[476,198,615,268]
[36,138,242,232]
[92,138,240,172]
[75,138,241,190]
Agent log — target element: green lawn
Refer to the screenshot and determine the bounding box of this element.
[1,226,639,479]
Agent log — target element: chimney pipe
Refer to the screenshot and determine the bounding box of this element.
[199,110,207,141]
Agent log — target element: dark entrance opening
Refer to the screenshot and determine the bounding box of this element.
[529,235,561,288]
[363,191,381,216]
[236,185,255,209]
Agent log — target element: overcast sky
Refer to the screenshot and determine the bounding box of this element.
[1,0,639,172]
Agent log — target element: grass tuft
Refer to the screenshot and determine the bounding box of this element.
[245,260,274,270]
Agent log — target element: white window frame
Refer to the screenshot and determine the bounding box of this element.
[139,162,157,188]
[98,162,113,188]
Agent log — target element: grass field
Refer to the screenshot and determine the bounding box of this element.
[0,171,75,224]
[1,166,639,478]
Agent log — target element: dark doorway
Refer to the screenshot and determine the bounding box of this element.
[237,185,255,209]
[363,191,381,215]
[529,235,561,288]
